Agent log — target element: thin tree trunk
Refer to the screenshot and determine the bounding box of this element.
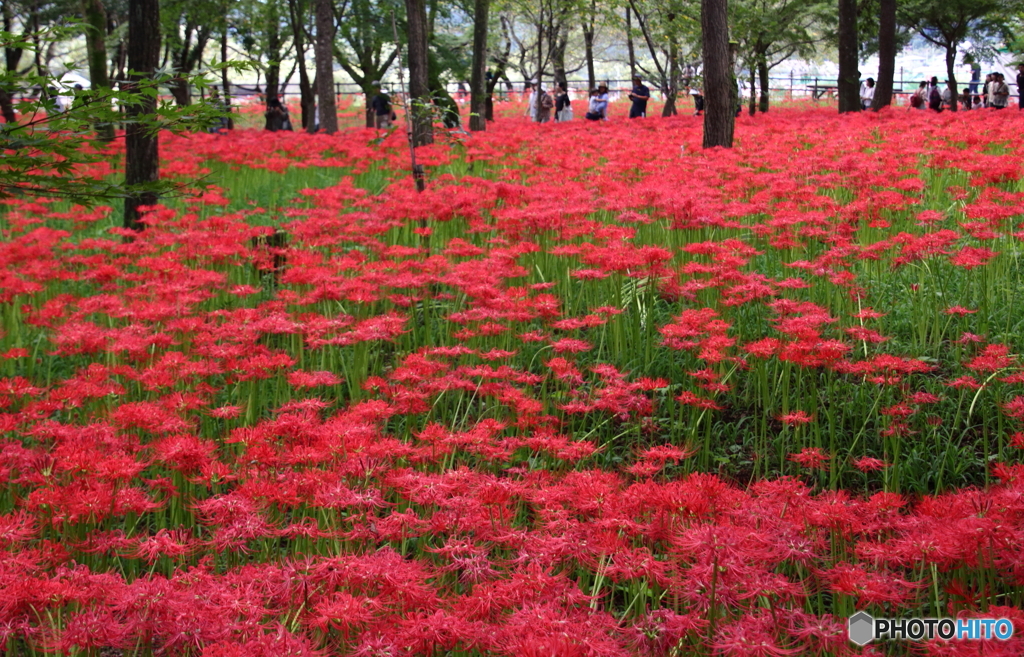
[837,0,859,113]
[758,56,769,112]
[945,47,957,112]
[124,0,161,230]
[220,26,233,129]
[748,65,756,115]
[405,0,433,145]
[535,8,543,88]
[287,0,315,131]
[625,7,636,81]
[871,0,895,110]
[468,0,489,131]
[82,0,114,140]
[662,36,679,117]
[313,0,338,133]
[701,0,733,147]
[0,89,14,124]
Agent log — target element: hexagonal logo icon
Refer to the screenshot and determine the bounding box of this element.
[848,611,875,646]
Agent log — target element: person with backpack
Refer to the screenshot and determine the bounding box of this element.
[555,83,573,122]
[371,82,394,129]
[535,84,554,123]
[928,77,942,112]
[910,81,927,109]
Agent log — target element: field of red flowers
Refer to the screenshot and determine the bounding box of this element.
[3,104,1024,656]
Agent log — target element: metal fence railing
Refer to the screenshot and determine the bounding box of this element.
[213,75,1019,106]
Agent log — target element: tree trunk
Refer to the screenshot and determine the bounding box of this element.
[124,0,161,231]
[662,36,679,117]
[748,65,756,115]
[0,88,16,124]
[287,0,315,131]
[313,0,338,133]
[757,55,769,113]
[625,7,636,81]
[405,0,433,145]
[701,0,733,147]
[220,26,233,129]
[468,0,489,131]
[551,24,568,90]
[945,47,957,112]
[82,0,114,140]
[428,52,460,128]
[871,0,895,110]
[837,0,859,113]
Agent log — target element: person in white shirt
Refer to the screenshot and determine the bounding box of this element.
[525,80,538,120]
[859,78,875,110]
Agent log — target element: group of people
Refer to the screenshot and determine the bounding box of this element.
[525,77,654,123]
[905,66,1022,112]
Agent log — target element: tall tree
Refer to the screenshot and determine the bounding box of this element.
[220,14,234,129]
[81,0,114,140]
[313,0,338,133]
[162,0,215,105]
[624,6,636,81]
[870,0,896,109]
[629,0,697,117]
[468,0,489,130]
[125,0,161,230]
[702,0,734,147]
[837,0,859,112]
[1,0,26,124]
[333,0,401,128]
[731,0,828,114]
[405,0,433,145]
[285,0,315,131]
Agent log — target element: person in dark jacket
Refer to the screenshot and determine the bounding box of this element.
[555,83,572,122]
[265,95,287,131]
[370,82,393,129]
[628,77,650,118]
[1018,65,1024,111]
[928,77,942,112]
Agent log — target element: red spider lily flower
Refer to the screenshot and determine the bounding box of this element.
[777,411,813,425]
[286,370,343,388]
[948,246,998,270]
[713,613,802,657]
[208,405,243,419]
[853,457,889,472]
[550,338,592,354]
[789,448,829,470]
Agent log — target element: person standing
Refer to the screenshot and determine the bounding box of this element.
[525,80,538,120]
[1017,65,1024,110]
[859,77,875,110]
[991,73,1009,109]
[555,83,572,122]
[265,95,287,131]
[927,76,942,112]
[969,62,981,95]
[688,86,705,115]
[371,82,393,129]
[535,84,553,123]
[628,77,651,118]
